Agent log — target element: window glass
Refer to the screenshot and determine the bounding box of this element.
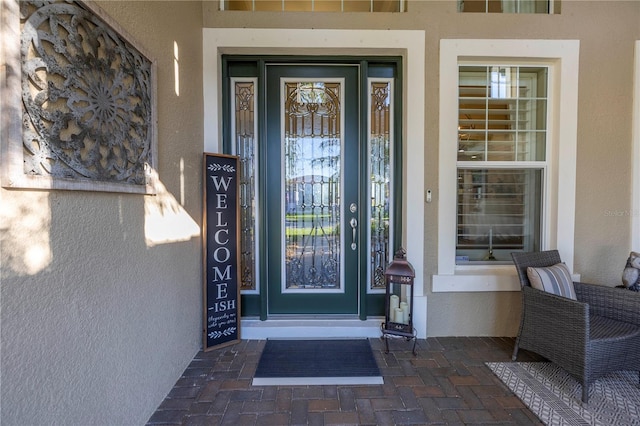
[456,66,548,264]
[223,0,404,12]
[254,1,284,11]
[284,1,314,12]
[456,168,542,263]
[232,79,259,291]
[369,80,394,290]
[314,1,348,12]
[458,66,547,163]
[458,0,552,13]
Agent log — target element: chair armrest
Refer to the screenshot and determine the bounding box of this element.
[574,282,640,325]
[521,286,589,358]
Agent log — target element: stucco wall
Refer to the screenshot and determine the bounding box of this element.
[1,1,639,423]
[1,1,204,424]
[202,0,640,337]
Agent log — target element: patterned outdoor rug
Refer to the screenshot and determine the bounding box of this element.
[487,362,640,425]
[252,339,383,386]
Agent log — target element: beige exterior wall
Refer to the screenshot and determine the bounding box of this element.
[1,1,639,424]
[202,0,640,336]
[1,1,204,424]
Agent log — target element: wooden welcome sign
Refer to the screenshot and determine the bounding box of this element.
[202,153,240,351]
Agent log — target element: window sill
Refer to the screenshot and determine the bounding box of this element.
[432,265,520,292]
[433,265,582,293]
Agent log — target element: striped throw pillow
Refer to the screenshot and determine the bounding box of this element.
[526,263,577,300]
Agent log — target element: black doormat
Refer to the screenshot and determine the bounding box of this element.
[252,339,383,386]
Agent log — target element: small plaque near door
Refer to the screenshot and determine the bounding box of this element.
[203,153,240,351]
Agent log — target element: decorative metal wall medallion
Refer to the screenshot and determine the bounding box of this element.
[1,0,157,193]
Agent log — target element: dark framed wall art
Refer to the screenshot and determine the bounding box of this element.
[202,153,241,350]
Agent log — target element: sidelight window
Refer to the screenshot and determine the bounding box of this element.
[231,78,259,292]
[369,79,394,291]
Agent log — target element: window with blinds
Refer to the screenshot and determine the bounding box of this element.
[456,66,547,263]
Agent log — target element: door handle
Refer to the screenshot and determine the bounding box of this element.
[350,218,358,250]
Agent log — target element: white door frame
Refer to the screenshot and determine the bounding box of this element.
[202,28,427,338]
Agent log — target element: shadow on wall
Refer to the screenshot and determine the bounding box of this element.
[0,191,53,276]
[1,168,200,278]
[144,168,200,247]
[0,167,202,424]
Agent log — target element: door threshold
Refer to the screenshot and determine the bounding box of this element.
[241,317,384,340]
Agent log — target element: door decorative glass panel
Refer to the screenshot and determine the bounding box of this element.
[232,79,258,291]
[456,66,547,263]
[369,80,393,290]
[283,81,342,291]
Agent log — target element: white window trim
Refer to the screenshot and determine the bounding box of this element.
[434,39,580,292]
[633,41,640,252]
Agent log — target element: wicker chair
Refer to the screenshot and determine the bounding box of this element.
[511,250,640,403]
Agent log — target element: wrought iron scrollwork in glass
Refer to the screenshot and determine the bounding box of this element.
[234,81,257,291]
[370,81,392,290]
[284,82,341,290]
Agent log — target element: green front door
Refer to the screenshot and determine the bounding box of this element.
[224,56,400,319]
[265,64,360,314]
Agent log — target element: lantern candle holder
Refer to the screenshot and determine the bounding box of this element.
[381,248,417,355]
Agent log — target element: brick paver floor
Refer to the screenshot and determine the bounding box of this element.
[147,336,544,425]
